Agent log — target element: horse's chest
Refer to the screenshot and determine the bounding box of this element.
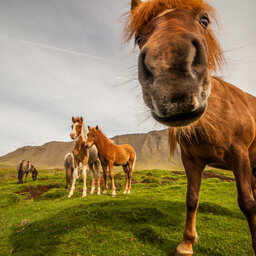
[73,148,87,163]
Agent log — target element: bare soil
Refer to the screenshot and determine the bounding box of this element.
[172,171,235,182]
[15,184,61,199]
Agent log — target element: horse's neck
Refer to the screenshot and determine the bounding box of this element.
[95,131,111,155]
[74,121,87,145]
[73,136,85,151]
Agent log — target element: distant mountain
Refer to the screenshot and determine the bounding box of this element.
[0,129,182,170]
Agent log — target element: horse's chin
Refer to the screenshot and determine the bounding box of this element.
[151,104,206,127]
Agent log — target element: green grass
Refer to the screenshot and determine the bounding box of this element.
[0,168,254,256]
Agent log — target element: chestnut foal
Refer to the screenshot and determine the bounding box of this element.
[68,117,101,197]
[125,0,256,255]
[85,126,136,196]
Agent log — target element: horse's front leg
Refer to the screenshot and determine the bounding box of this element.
[109,162,116,197]
[95,160,101,195]
[82,164,88,197]
[25,171,28,182]
[89,164,95,194]
[232,150,256,254]
[102,164,108,194]
[68,164,79,198]
[176,152,205,256]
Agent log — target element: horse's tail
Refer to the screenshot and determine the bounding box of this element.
[168,128,178,158]
[17,160,24,184]
[64,153,74,188]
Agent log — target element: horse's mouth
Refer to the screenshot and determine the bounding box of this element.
[151,105,206,127]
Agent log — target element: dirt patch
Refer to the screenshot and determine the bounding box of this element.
[114,173,123,180]
[172,171,235,182]
[160,176,176,185]
[141,178,152,183]
[16,184,61,199]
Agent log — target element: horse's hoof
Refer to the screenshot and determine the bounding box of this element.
[82,193,87,197]
[176,241,193,256]
[123,191,127,194]
[90,190,94,194]
[127,190,130,194]
[103,190,107,194]
[97,191,101,195]
[112,191,116,197]
[68,194,72,198]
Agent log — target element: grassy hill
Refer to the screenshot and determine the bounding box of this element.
[0,129,183,170]
[0,167,253,256]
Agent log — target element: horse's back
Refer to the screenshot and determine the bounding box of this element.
[17,160,31,171]
[117,144,136,159]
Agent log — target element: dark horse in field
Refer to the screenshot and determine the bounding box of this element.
[17,160,38,184]
[125,0,256,255]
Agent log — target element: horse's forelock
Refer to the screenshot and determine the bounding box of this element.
[72,116,83,124]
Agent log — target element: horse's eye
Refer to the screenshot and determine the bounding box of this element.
[199,15,209,28]
[135,35,142,45]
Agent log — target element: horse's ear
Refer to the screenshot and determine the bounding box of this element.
[81,116,83,122]
[131,0,142,10]
[88,125,91,130]
[96,125,99,130]
[72,116,74,122]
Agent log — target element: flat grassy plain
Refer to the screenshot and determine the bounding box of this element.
[0,167,254,256]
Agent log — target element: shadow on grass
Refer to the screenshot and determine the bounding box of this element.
[198,202,243,220]
[9,198,244,256]
[10,199,184,255]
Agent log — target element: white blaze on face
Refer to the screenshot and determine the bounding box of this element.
[71,122,80,139]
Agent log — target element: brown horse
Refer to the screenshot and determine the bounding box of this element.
[85,126,136,196]
[125,0,256,255]
[17,160,38,184]
[68,117,101,197]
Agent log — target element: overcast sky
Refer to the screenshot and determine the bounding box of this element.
[0,0,256,156]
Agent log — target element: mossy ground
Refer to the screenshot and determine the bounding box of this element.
[0,168,253,255]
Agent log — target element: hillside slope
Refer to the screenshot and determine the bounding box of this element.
[0,130,182,169]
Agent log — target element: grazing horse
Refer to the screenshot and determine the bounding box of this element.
[17,160,38,184]
[64,152,74,189]
[85,126,136,196]
[125,0,256,255]
[68,116,101,197]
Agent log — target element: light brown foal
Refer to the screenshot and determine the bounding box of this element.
[68,117,101,197]
[85,126,136,196]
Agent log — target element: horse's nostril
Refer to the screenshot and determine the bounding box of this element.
[191,38,206,69]
[139,50,154,81]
